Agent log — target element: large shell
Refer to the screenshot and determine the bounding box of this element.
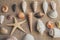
[50,0,56,10]
[22,0,27,13]
[23,34,34,40]
[6,36,18,40]
[49,27,60,38]
[33,1,38,13]
[48,10,58,19]
[43,0,48,14]
[0,15,4,24]
[0,27,8,34]
[37,19,46,35]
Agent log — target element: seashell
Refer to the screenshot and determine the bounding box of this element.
[56,21,60,29]
[33,1,38,13]
[18,12,25,19]
[27,12,33,32]
[48,10,58,19]
[7,36,18,40]
[37,19,46,35]
[47,21,55,29]
[0,27,8,34]
[0,15,4,24]
[49,27,60,38]
[12,4,16,12]
[43,0,48,14]
[1,5,8,13]
[50,0,56,10]
[23,34,34,40]
[7,15,13,20]
[22,0,27,13]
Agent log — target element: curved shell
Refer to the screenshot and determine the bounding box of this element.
[37,19,46,35]
[23,34,34,40]
[48,10,58,19]
[56,21,60,29]
[43,0,48,14]
[22,0,27,13]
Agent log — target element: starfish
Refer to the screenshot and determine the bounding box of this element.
[7,17,26,35]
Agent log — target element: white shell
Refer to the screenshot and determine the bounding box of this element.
[0,27,8,34]
[22,0,27,13]
[51,0,56,10]
[33,1,38,13]
[37,19,46,35]
[43,0,48,14]
[48,10,58,19]
[0,15,4,24]
[23,34,34,40]
[7,36,18,40]
[49,27,60,38]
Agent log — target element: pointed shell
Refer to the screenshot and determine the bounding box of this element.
[43,0,48,14]
[37,19,46,34]
[23,34,34,40]
[0,15,4,24]
[48,10,58,19]
[0,27,8,34]
[51,1,56,10]
[7,36,18,40]
[22,0,27,13]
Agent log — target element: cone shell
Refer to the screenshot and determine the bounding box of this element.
[23,34,34,40]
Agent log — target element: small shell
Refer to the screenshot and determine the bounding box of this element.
[23,34,34,40]
[37,19,46,35]
[0,27,8,34]
[43,0,48,14]
[7,15,13,20]
[48,10,58,19]
[56,21,60,29]
[0,15,4,24]
[50,0,56,10]
[33,1,38,13]
[1,5,8,13]
[12,4,16,12]
[18,12,25,19]
[22,0,27,13]
[47,21,55,29]
[7,36,18,40]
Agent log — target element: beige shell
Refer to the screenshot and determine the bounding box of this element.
[56,21,60,29]
[0,27,8,34]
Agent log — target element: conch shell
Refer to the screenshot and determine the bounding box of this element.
[0,15,4,24]
[50,0,56,10]
[48,10,58,19]
[43,0,48,14]
[33,1,38,13]
[22,0,27,13]
[23,34,34,40]
[37,19,46,35]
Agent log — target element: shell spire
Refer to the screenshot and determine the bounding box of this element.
[43,0,48,14]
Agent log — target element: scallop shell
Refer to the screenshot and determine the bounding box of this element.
[0,15,4,24]
[7,36,18,40]
[23,34,34,40]
[48,10,58,19]
[0,27,8,34]
[22,0,27,13]
[43,0,48,14]
[37,19,46,35]
[33,1,38,13]
[50,0,56,10]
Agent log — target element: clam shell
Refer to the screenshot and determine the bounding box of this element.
[48,10,58,19]
[43,0,48,14]
[0,27,8,34]
[37,19,46,35]
[23,34,34,40]
[51,0,56,10]
[22,0,27,13]
[33,1,38,13]
[7,36,18,40]
[0,15,4,24]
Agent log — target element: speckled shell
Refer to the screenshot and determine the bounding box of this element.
[23,34,34,40]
